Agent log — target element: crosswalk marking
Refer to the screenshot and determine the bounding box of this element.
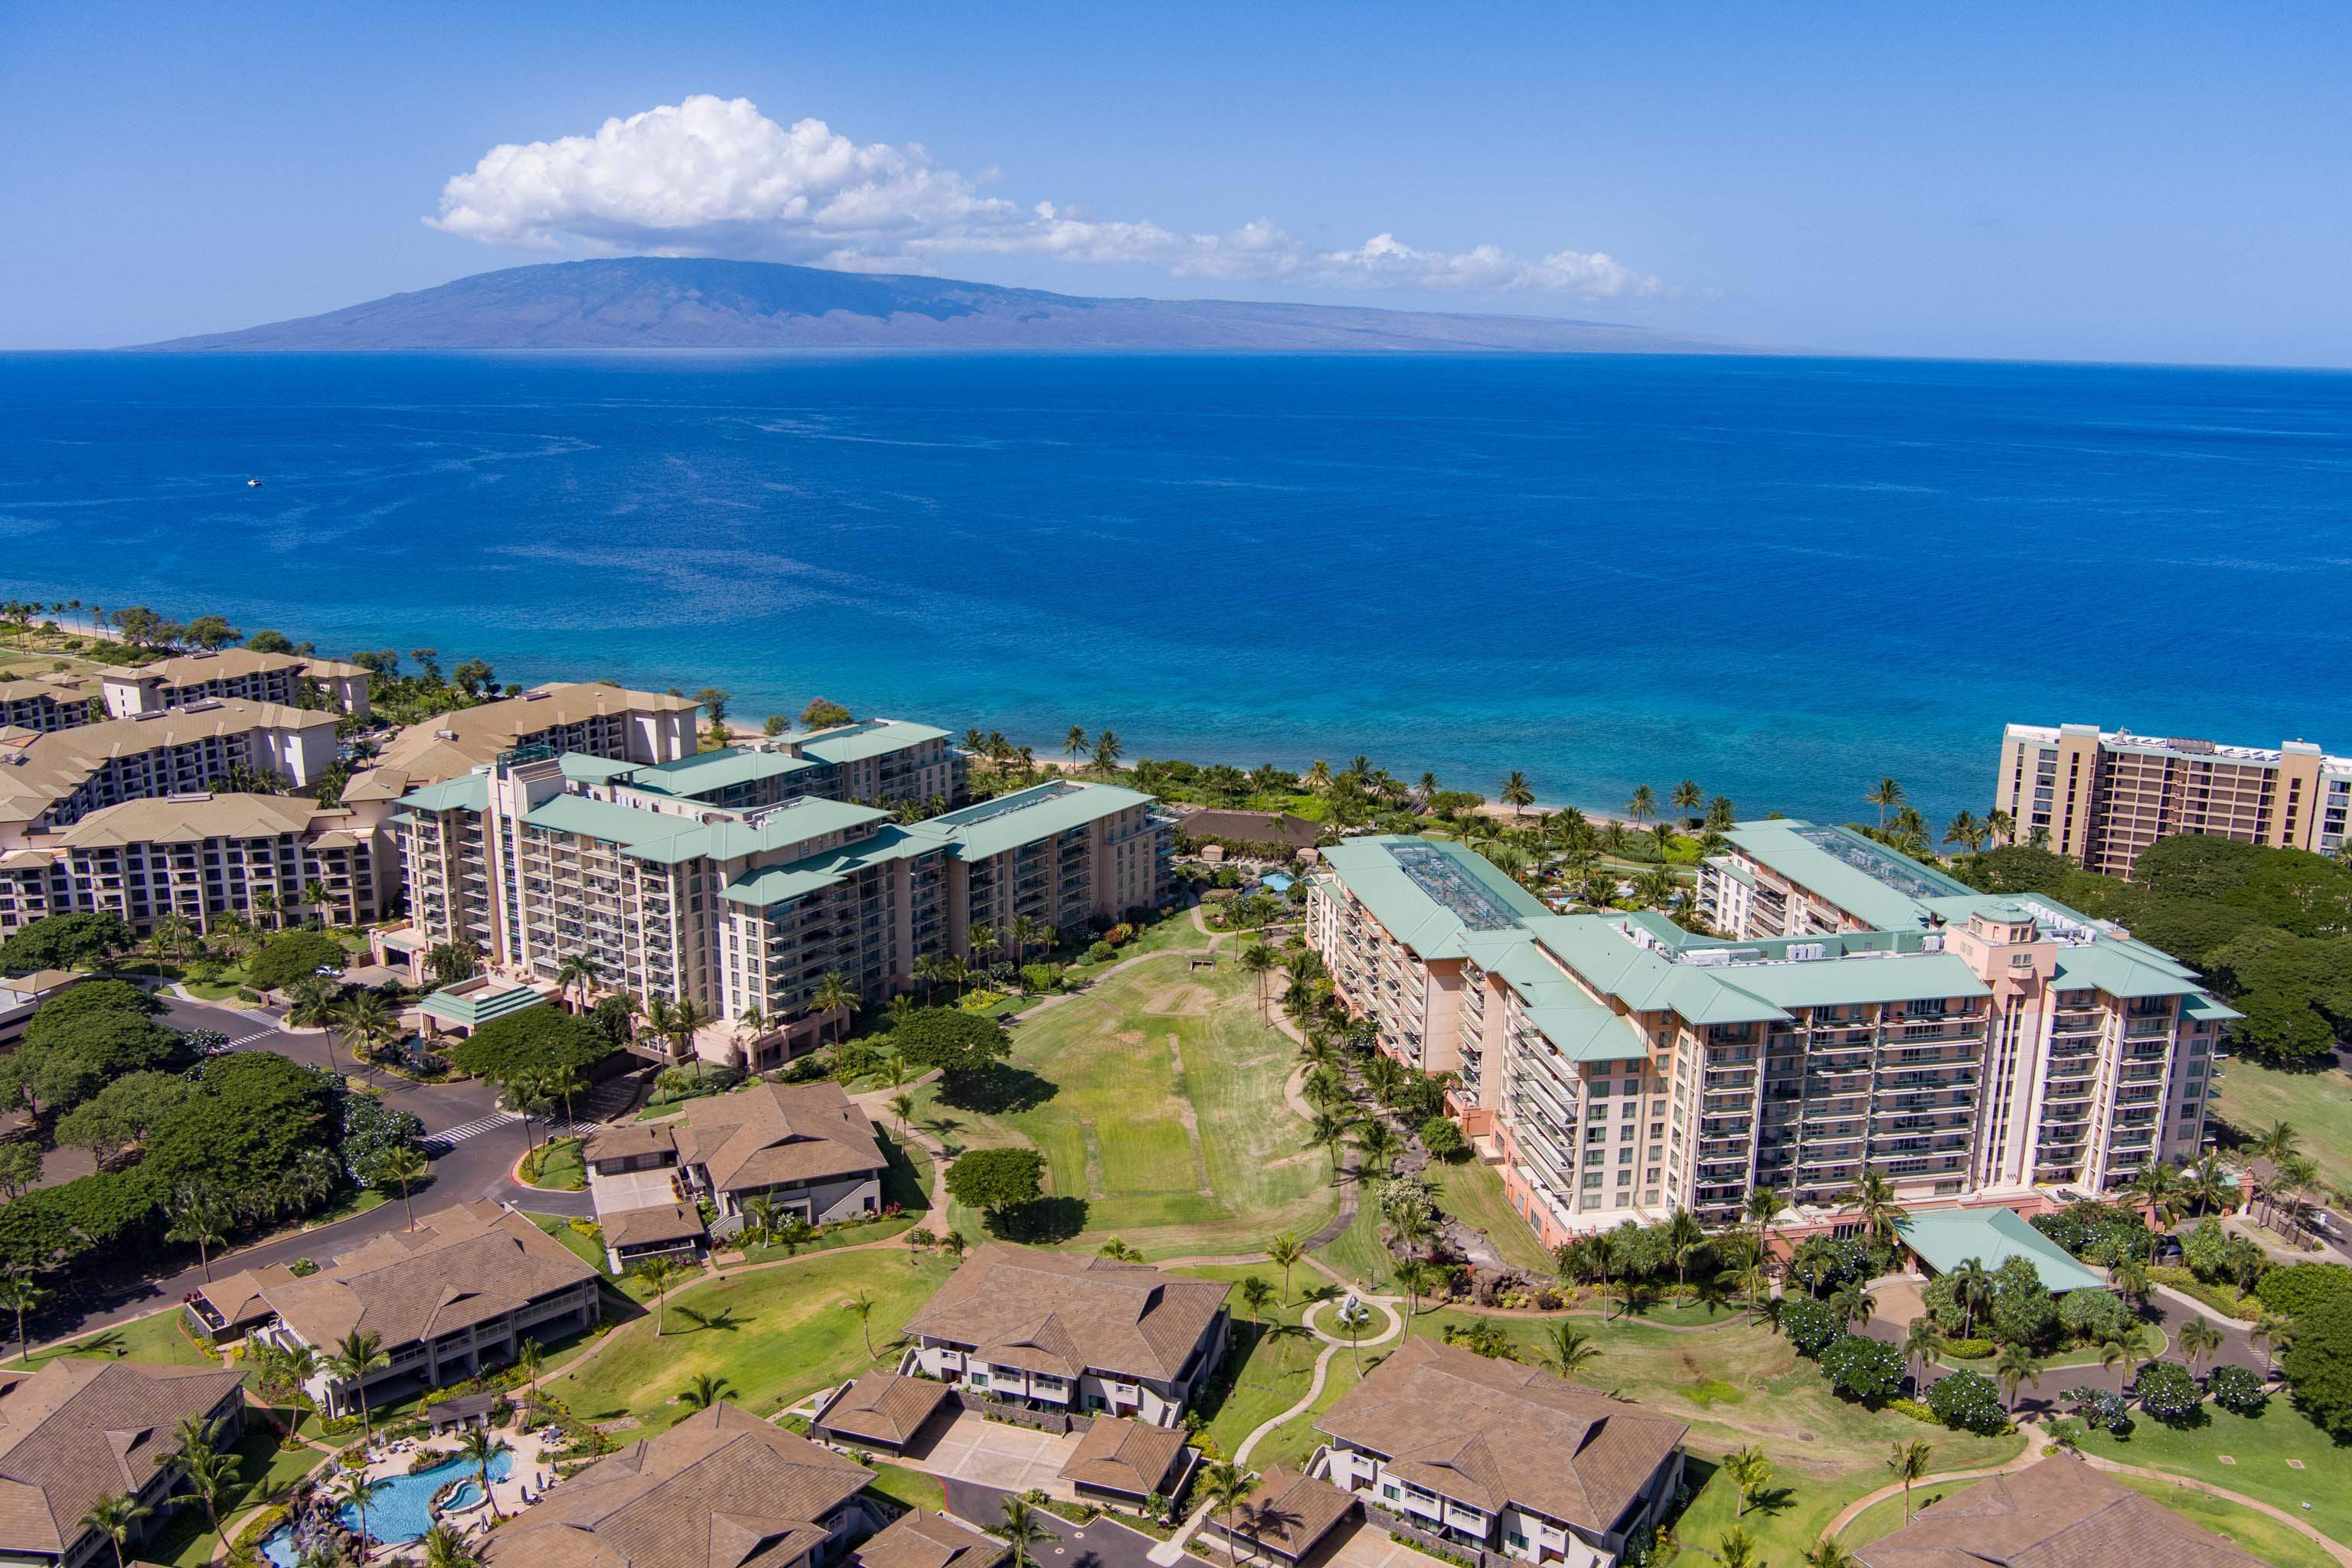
[423,1112,604,1151]
[223,1029,280,1048]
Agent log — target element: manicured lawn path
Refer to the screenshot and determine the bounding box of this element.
[2080,1403,2352,1550]
[544,1251,952,1432]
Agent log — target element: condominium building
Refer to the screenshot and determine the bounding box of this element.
[779,717,969,807]
[1855,1456,2262,1568]
[0,792,378,936]
[390,751,1171,1064]
[1994,721,2352,878]
[100,648,371,719]
[0,675,98,733]
[0,699,340,850]
[353,681,702,792]
[1312,828,2237,1243]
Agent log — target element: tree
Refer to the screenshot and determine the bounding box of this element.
[1723,1447,1773,1521]
[1199,1461,1255,1564]
[514,1338,545,1411]
[1092,729,1123,773]
[1714,1527,1759,1568]
[371,1145,430,1227]
[1864,777,1906,829]
[1501,773,1534,818]
[1903,1317,1943,1390]
[328,1328,389,1439]
[0,1144,41,1200]
[1267,1233,1305,1305]
[1886,1439,1932,1525]
[998,1496,1041,1568]
[1393,1258,1437,1318]
[336,1468,390,1558]
[638,1256,691,1336]
[1540,1318,1599,1378]
[946,1148,1044,1222]
[810,969,858,1031]
[1993,1341,2041,1411]
[1240,1276,1277,1325]
[426,942,478,985]
[1353,1118,1400,1175]
[801,698,853,730]
[678,1372,733,1413]
[0,1269,41,1362]
[449,1007,618,1082]
[1239,942,1276,1017]
[1307,1109,1355,1185]
[0,911,132,972]
[173,1423,235,1542]
[165,1186,232,1280]
[891,1008,1012,1096]
[2176,1315,2225,1377]
[246,930,347,992]
[2282,1292,2352,1438]
[1625,785,1656,825]
[846,1291,879,1359]
[1948,1257,1995,1340]
[1802,1537,1860,1568]
[1822,1332,1905,1404]
[554,952,601,1012]
[78,1491,152,1568]
[422,1526,475,1568]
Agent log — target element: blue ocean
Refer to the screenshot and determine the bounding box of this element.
[3,351,2348,827]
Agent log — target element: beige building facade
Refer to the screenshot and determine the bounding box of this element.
[100,648,372,720]
[0,700,339,850]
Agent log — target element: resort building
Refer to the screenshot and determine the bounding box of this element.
[1854,1455,2262,1568]
[354,681,702,791]
[0,1357,247,1568]
[189,1199,599,1413]
[851,1511,1007,1568]
[1311,1338,1687,1568]
[1312,828,2237,1242]
[900,1245,1231,1427]
[1057,1416,1196,1509]
[777,718,969,808]
[0,699,339,849]
[100,648,371,719]
[1994,721,2352,878]
[389,750,1171,1063]
[0,675,98,733]
[481,1402,882,1568]
[810,1370,960,1457]
[0,792,379,936]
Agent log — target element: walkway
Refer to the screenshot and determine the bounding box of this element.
[1230,1295,1403,1465]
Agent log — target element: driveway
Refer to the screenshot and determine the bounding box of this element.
[942,1479,1211,1568]
[906,1412,1083,1497]
[1319,1524,1459,1568]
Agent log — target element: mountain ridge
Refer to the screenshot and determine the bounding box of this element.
[135,257,1727,354]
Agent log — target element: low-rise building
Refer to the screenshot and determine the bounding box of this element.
[851,1511,1007,1568]
[482,1402,880,1568]
[809,1370,959,1456]
[900,1245,1230,1427]
[0,1357,247,1568]
[0,675,98,734]
[101,648,371,720]
[1994,720,2352,878]
[1057,1416,1195,1508]
[1855,1455,2261,1567]
[1312,1338,1686,1568]
[0,700,339,850]
[191,1199,599,1414]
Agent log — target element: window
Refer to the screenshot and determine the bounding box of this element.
[1383,1485,1400,1502]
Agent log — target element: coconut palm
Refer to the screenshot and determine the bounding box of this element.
[78,1493,152,1568]
[810,969,858,1037]
[371,1145,430,1227]
[1625,785,1657,825]
[554,952,600,1011]
[421,1526,475,1568]
[0,1269,43,1364]
[998,1496,1042,1568]
[1671,779,1705,823]
[1903,1318,1942,1389]
[1239,1276,1277,1325]
[639,1256,690,1336]
[165,1186,232,1282]
[1540,1319,1599,1377]
[2099,1323,2155,1393]
[1949,1257,1995,1339]
[1803,1536,1861,1568]
[2177,1315,2225,1377]
[678,1371,733,1412]
[1986,808,2015,844]
[327,1328,388,1439]
[1352,1118,1400,1175]
[456,1429,512,1520]
[335,1469,390,1559]
[845,1291,880,1359]
[1266,1233,1305,1305]
[1746,1185,1788,1275]
[1864,777,1906,829]
[1307,1109,1356,1184]
[1841,1169,1907,1243]
[1091,729,1123,773]
[1830,1281,1876,1330]
[1501,773,1534,818]
[1724,1447,1773,1520]
[1393,1258,1438,1318]
[1886,1439,1933,1525]
[2128,1162,2183,1257]
[513,1337,544,1410]
[172,1425,235,1542]
[1063,725,1088,763]
[1994,1342,2041,1411]
[1010,914,1047,971]
[332,991,394,1070]
[1199,1461,1255,1563]
[1240,942,1276,1018]
[1715,1527,1761,1568]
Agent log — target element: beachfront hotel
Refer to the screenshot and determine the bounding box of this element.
[1309,825,2236,1243]
[98,646,373,719]
[1994,720,2352,878]
[386,742,1171,1065]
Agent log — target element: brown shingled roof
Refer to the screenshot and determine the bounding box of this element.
[258,1199,598,1351]
[675,1083,885,1196]
[481,1402,871,1568]
[852,1511,1007,1568]
[1315,1338,1684,1534]
[373,684,697,785]
[0,1359,245,1557]
[603,1204,708,1249]
[903,1246,1230,1383]
[815,1373,954,1449]
[1058,1416,1189,1498]
[1233,1468,1357,1559]
[583,1122,681,1165]
[1855,1456,2265,1568]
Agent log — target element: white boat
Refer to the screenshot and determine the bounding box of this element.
[247,478,263,488]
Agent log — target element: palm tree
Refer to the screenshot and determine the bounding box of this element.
[1886,1439,1933,1527]
[513,1338,545,1412]
[78,1493,152,1568]
[2184,1152,2232,1217]
[1199,1461,1255,1563]
[1994,1342,2040,1411]
[1724,1447,1773,1521]
[1665,1207,1706,1289]
[172,1424,234,1543]
[1864,777,1906,829]
[2177,1315,2225,1377]
[1393,1258,1437,1318]
[327,1328,388,1439]
[285,973,338,1065]
[1501,773,1534,818]
[1841,1169,1906,1244]
[1671,779,1705,824]
[421,1525,475,1568]
[1943,811,1987,854]
[1949,1257,1995,1339]
[845,1291,879,1359]
[1625,785,1657,825]
[1353,1118,1400,1175]
[1240,942,1276,1017]
[811,969,859,1038]
[2099,1323,2155,1394]
[1540,1319,1599,1378]
[0,1269,43,1363]
[1010,913,1047,972]
[2110,1255,2151,1312]
[1986,808,2015,844]
[998,1496,1042,1568]
[670,995,710,1073]
[2128,1161,2184,1258]
[1240,1276,1277,1325]
[1830,1280,1875,1330]
[887,1093,916,1132]
[1715,1527,1760,1568]
[639,1256,690,1336]
[1903,1318,1942,1390]
[1267,1233,1305,1305]
[165,1187,231,1282]
[1063,725,1088,764]
[2249,1318,2292,1376]
[335,1469,389,1560]
[642,994,679,1060]
[1746,1185,1788,1276]
[1307,1109,1355,1185]
[1802,1536,1861,1568]
[456,1429,512,1520]
[332,991,393,1072]
[372,1145,430,1227]
[678,1371,733,1413]
[1091,729,1122,773]
[554,952,600,1011]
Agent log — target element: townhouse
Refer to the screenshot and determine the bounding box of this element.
[0,1358,247,1568]
[1855,1455,2261,1568]
[100,648,371,719]
[1312,828,2237,1243]
[899,1245,1230,1427]
[1312,1338,1686,1568]
[1994,720,2352,878]
[188,1200,599,1413]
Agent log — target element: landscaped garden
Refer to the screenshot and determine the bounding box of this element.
[2077,1402,2352,1550]
[2212,1054,2352,1194]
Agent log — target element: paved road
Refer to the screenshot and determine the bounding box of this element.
[940,1479,1212,1568]
[37,994,614,1342]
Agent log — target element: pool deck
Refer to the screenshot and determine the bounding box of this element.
[349,1428,560,1556]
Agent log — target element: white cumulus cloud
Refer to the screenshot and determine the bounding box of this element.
[429,95,1661,300]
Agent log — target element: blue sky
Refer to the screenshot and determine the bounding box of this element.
[3,2,2347,363]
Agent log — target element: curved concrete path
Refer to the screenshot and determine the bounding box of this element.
[1231,1296,1405,1465]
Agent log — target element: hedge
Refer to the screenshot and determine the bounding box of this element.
[2255,1262,2352,1321]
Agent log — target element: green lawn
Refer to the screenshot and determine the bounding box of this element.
[24,1306,220,1370]
[2211,1057,2352,1194]
[1841,1480,1981,1547]
[1840,1472,2334,1568]
[2080,1401,2352,1550]
[143,1423,329,1567]
[1310,1178,1399,1288]
[737,1214,916,1265]
[544,1251,952,1432]
[1427,1157,1558,1276]
[1175,1264,1343,1464]
[918,955,1338,1258]
[521,1136,586,1191]
[866,1462,947,1514]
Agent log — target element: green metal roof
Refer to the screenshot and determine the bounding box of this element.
[792,718,950,766]
[395,772,490,813]
[923,779,1157,862]
[521,792,885,865]
[1896,1208,2107,1293]
[2184,992,2246,1022]
[1318,835,1552,959]
[722,824,946,907]
[1719,820,1973,930]
[2050,943,2207,999]
[419,981,548,1028]
[560,755,640,785]
[619,746,817,797]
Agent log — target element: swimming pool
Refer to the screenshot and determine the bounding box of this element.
[262,1449,514,1565]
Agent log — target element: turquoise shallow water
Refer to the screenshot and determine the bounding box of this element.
[2,351,2347,825]
[262,1447,514,1563]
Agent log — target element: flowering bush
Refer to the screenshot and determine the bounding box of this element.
[1821,1333,1906,1404]
[1778,1295,1840,1356]
[1924,1369,2007,1435]
[2058,1384,2132,1434]
[2133,1360,2205,1426]
[2207,1363,2269,1416]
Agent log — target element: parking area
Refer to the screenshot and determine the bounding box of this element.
[1315,1524,1459,1568]
[905,1412,1083,1497]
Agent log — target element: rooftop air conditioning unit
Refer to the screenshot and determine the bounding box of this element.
[1921,933,1945,953]
[1686,949,1733,967]
[1789,942,1828,962]
[434,729,459,740]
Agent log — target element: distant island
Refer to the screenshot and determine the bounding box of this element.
[134,256,1729,353]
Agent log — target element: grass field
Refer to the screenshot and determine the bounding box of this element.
[1839,1471,2335,1567]
[1841,1479,1981,1547]
[2210,1056,2352,1193]
[1427,1158,1560,1276]
[543,1251,952,1432]
[920,955,1337,1257]
[1174,1263,1341,1463]
[2079,1401,2352,1550]
[144,1423,329,1568]
[24,1306,221,1369]
[521,1136,586,1191]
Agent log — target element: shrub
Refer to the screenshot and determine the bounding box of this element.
[2179,1216,2230,1280]
[2133,1360,2204,1426]
[1778,1296,1839,1356]
[288,1257,320,1277]
[1020,963,1063,994]
[1887,1396,1940,1425]
[247,930,349,992]
[2207,1363,2269,1416]
[1086,940,1119,963]
[2058,1384,2132,1434]
[1925,1369,2007,1434]
[1105,923,1134,946]
[2256,1262,2352,1321]
[2033,1200,2151,1263]
[1942,1337,1994,1359]
[2056,1288,2132,1344]
[1820,1332,1906,1403]
[1419,1117,1470,1161]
